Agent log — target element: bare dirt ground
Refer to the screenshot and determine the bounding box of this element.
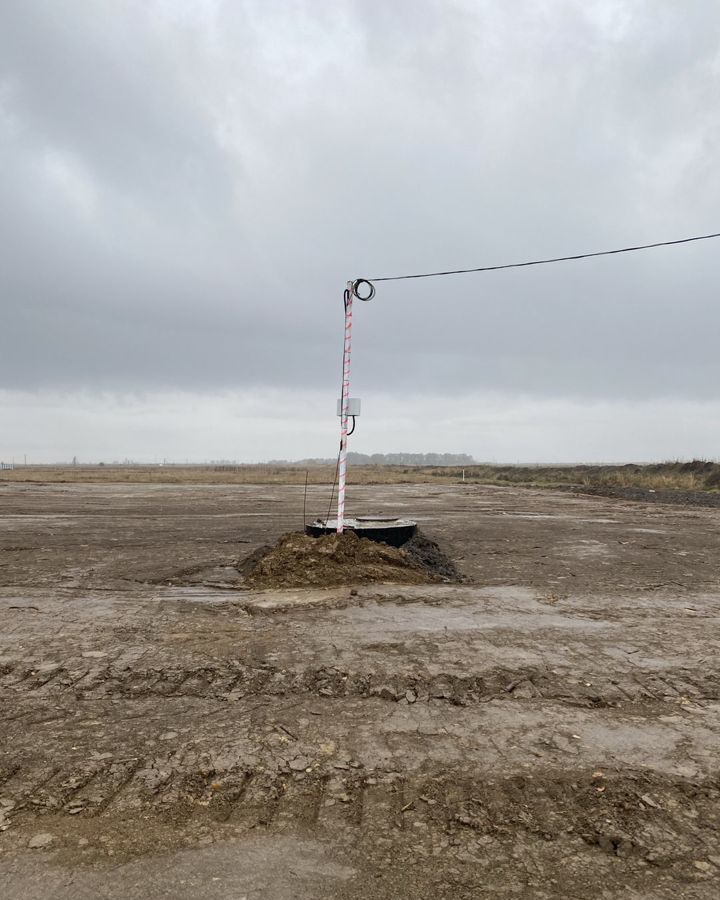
[0,480,719,899]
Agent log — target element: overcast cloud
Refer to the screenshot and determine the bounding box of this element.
[1,1,719,462]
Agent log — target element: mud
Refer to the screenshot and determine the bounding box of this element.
[400,529,464,582]
[0,481,719,898]
[239,529,459,589]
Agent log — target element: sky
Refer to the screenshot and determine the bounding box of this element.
[1,0,719,463]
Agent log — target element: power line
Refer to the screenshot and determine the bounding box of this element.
[366,231,720,284]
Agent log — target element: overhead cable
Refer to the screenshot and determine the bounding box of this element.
[364,230,720,285]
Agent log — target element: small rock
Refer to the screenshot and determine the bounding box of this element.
[640,793,659,809]
[159,731,178,741]
[597,835,615,853]
[373,684,400,701]
[289,756,311,771]
[28,833,54,850]
[405,690,417,704]
[430,682,453,700]
[694,861,713,873]
[81,651,107,659]
[511,681,535,700]
[78,838,89,847]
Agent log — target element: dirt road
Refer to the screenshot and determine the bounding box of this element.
[0,481,719,898]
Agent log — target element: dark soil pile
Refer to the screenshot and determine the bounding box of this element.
[401,530,464,582]
[239,529,460,589]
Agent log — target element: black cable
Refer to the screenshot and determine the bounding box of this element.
[326,444,341,522]
[325,289,365,523]
[339,286,351,409]
[303,470,309,531]
[325,287,352,524]
[366,230,720,284]
[352,279,375,300]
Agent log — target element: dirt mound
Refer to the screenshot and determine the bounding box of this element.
[401,530,464,582]
[239,530,458,589]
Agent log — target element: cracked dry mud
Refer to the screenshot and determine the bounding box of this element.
[0,481,719,899]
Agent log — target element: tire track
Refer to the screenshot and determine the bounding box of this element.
[3,657,719,707]
[2,753,720,867]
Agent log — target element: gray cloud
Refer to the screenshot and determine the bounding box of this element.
[1,0,719,405]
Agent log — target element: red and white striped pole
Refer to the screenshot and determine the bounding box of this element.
[336,281,354,533]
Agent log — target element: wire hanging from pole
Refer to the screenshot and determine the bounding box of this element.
[326,228,720,528]
[364,230,720,285]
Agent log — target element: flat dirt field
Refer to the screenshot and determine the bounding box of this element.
[0,480,719,899]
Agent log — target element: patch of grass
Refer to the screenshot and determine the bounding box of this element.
[439,459,720,492]
[2,459,719,492]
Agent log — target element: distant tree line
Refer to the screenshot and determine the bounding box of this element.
[269,452,476,466]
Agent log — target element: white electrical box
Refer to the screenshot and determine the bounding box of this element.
[337,398,361,416]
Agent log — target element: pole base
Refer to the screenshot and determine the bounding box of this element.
[305,516,417,548]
